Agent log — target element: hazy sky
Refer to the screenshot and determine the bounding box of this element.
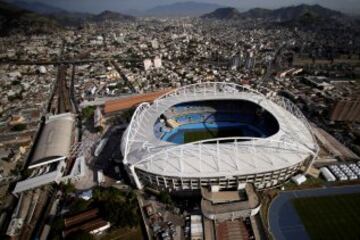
[16,0,360,14]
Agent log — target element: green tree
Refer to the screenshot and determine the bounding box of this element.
[48,217,64,240]
[95,125,103,133]
[22,168,32,178]
[93,187,139,227]
[158,191,172,205]
[70,198,91,214]
[61,182,76,195]
[65,230,94,240]
[11,123,27,132]
[82,106,96,120]
[11,80,21,85]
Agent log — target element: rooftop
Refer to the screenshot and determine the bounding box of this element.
[30,113,75,167]
[104,89,172,114]
[122,82,318,178]
[201,184,260,221]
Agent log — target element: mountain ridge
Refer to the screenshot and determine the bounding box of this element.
[0,0,136,34]
[92,10,136,22]
[201,7,241,20]
[145,1,226,17]
[11,0,65,14]
[0,1,61,35]
[202,4,348,22]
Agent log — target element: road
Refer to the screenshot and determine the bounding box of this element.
[70,65,83,141]
[94,127,125,180]
[268,184,360,240]
[0,57,142,66]
[110,60,136,93]
[136,192,152,240]
[259,42,288,86]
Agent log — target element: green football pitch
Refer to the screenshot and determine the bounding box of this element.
[184,129,219,143]
[292,193,360,240]
[183,128,244,143]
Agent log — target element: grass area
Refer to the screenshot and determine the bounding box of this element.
[183,128,244,143]
[99,226,142,240]
[283,177,325,190]
[292,193,360,240]
[184,129,218,143]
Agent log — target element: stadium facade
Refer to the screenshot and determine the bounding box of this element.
[121,82,318,191]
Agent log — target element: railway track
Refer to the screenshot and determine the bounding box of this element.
[56,65,71,113]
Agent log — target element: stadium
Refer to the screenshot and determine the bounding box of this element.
[121,82,318,191]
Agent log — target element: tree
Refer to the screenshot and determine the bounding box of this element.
[11,123,27,132]
[82,106,96,121]
[48,218,64,240]
[65,230,94,240]
[22,168,31,178]
[61,182,76,195]
[158,191,172,205]
[93,187,139,227]
[95,125,103,133]
[11,80,21,85]
[70,199,91,214]
[10,162,23,176]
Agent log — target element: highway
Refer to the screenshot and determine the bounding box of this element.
[0,57,142,66]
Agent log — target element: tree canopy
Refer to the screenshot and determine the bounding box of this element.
[93,187,139,228]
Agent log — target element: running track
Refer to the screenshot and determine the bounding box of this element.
[268,185,360,240]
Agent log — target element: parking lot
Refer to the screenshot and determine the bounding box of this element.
[94,126,126,182]
[326,161,360,181]
[141,197,185,240]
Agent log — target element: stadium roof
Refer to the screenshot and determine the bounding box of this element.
[122,82,318,178]
[30,113,75,167]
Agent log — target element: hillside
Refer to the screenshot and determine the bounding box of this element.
[240,8,272,19]
[49,10,135,27]
[92,10,135,22]
[0,1,136,34]
[270,4,344,22]
[146,1,225,17]
[202,4,349,25]
[201,7,241,20]
[11,0,65,14]
[0,1,61,35]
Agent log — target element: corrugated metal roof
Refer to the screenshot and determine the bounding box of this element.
[30,113,75,166]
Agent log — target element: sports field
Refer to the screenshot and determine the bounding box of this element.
[292,193,360,240]
[183,127,245,143]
